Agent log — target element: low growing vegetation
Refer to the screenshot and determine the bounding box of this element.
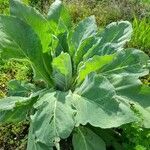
[0,0,150,150]
[129,17,150,55]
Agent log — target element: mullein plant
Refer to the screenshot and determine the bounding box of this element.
[0,0,150,149]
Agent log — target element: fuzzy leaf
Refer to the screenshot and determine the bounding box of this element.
[0,15,52,86]
[71,73,136,128]
[77,54,114,83]
[69,16,97,56]
[27,91,75,149]
[10,0,53,77]
[52,53,72,90]
[73,127,106,150]
[53,32,69,56]
[10,0,51,52]
[100,48,149,77]
[47,0,71,34]
[7,80,36,97]
[83,21,132,60]
[47,0,62,24]
[0,96,36,123]
[109,75,150,128]
[74,36,97,66]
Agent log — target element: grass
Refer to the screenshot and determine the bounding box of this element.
[129,17,150,56]
[0,60,32,98]
[0,122,29,150]
[64,0,150,26]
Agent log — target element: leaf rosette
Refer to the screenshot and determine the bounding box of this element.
[0,0,150,149]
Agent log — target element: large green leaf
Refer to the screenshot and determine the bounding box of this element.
[51,32,69,57]
[27,91,75,149]
[90,127,123,150]
[27,123,53,150]
[47,0,62,24]
[0,15,52,86]
[68,16,97,56]
[71,73,136,128]
[77,54,114,83]
[109,75,150,128]
[0,88,46,123]
[47,0,71,59]
[73,127,106,150]
[50,37,66,58]
[0,96,36,123]
[74,36,97,66]
[7,80,36,97]
[100,48,149,77]
[10,0,53,78]
[52,53,72,90]
[99,21,132,48]
[47,0,71,34]
[57,5,71,32]
[83,21,132,60]
[10,0,51,52]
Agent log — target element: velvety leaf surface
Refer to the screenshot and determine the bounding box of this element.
[74,36,97,66]
[68,16,97,56]
[83,21,132,60]
[0,1,150,149]
[47,0,62,24]
[0,96,36,123]
[52,32,69,56]
[10,0,51,52]
[99,21,132,48]
[77,54,114,83]
[10,0,53,78]
[7,80,36,97]
[71,73,136,128]
[52,53,72,90]
[100,49,149,77]
[0,15,52,86]
[73,127,106,150]
[47,0,71,34]
[109,75,150,128]
[27,123,53,150]
[27,91,75,149]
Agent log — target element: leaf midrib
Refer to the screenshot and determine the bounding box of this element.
[78,127,88,150]
[9,32,52,86]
